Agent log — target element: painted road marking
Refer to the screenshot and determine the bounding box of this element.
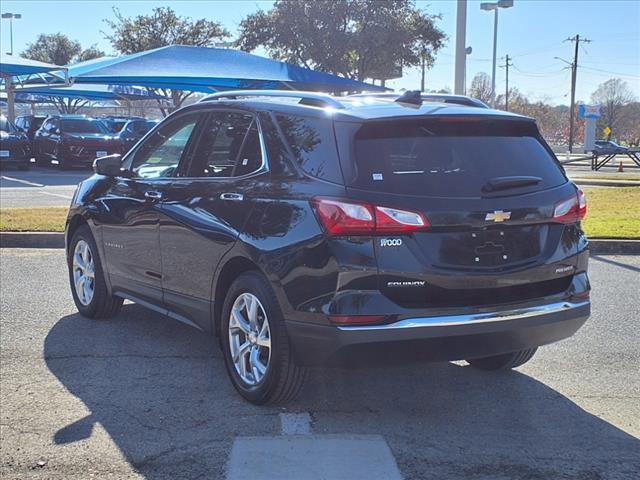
[280,412,312,435]
[0,175,45,187]
[227,434,403,480]
[39,191,73,200]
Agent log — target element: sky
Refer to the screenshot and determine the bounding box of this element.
[1,0,639,105]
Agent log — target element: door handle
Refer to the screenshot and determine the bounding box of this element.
[144,190,163,201]
[219,192,244,201]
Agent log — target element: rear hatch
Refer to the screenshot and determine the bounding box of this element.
[335,115,580,309]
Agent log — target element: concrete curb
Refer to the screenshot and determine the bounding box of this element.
[588,239,640,255]
[0,232,65,249]
[1,232,639,255]
[571,179,640,187]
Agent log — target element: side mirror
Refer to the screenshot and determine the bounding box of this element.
[93,154,125,177]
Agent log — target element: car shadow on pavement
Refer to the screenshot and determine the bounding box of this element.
[45,305,639,480]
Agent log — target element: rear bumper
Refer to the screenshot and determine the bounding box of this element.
[286,299,590,366]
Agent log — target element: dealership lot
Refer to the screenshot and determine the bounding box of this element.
[0,167,85,208]
[0,249,638,479]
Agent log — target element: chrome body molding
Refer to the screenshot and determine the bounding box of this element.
[337,300,590,331]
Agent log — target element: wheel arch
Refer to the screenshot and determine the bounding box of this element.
[212,255,265,337]
[65,214,90,254]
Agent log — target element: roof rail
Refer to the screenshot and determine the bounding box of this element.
[199,90,345,109]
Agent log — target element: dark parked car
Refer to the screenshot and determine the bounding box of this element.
[34,115,123,169]
[594,140,628,154]
[15,114,46,142]
[0,115,31,170]
[117,119,158,152]
[65,91,590,404]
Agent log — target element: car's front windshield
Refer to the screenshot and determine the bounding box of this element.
[61,119,108,134]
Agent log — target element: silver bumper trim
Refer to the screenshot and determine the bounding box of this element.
[337,300,590,331]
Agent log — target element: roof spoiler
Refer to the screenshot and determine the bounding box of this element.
[395,90,423,106]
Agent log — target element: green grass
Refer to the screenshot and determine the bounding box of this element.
[0,189,639,239]
[581,187,640,239]
[0,207,68,232]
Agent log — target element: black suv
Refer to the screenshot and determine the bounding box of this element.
[34,115,123,169]
[65,91,590,404]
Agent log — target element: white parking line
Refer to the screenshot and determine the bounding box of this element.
[0,175,45,187]
[227,434,403,480]
[39,191,73,200]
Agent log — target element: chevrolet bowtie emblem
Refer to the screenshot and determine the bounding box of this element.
[485,210,511,222]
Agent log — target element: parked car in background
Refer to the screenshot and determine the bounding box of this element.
[117,119,158,152]
[594,140,628,154]
[100,116,146,134]
[15,114,47,143]
[65,91,590,404]
[350,92,490,108]
[34,115,123,169]
[0,115,31,170]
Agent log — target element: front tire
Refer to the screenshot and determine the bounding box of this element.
[56,147,71,170]
[467,348,537,370]
[220,272,306,404]
[68,225,123,319]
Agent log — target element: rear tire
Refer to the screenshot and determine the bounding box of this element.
[467,348,537,370]
[68,225,123,319]
[220,271,307,405]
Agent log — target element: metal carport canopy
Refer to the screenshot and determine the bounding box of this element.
[0,54,64,77]
[14,83,166,101]
[66,45,386,93]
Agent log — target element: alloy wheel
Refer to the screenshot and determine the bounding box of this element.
[72,240,95,306]
[228,293,272,386]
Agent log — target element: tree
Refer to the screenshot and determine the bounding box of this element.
[21,33,105,66]
[591,78,637,139]
[236,0,445,82]
[103,7,230,114]
[468,72,492,105]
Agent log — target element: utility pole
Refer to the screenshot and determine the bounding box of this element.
[566,34,591,153]
[501,54,513,111]
[454,0,468,95]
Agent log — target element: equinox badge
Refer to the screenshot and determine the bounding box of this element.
[485,210,511,222]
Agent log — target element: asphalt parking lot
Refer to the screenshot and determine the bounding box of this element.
[0,166,88,208]
[0,249,638,479]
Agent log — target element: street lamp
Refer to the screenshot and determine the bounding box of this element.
[1,12,22,56]
[480,0,513,108]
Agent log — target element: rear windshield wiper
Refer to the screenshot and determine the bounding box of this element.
[482,176,542,192]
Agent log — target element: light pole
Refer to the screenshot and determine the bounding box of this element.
[480,0,513,108]
[1,12,22,56]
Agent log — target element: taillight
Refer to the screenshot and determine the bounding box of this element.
[553,189,587,224]
[577,189,587,220]
[311,198,429,236]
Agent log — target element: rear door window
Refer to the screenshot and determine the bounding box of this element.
[187,112,264,178]
[346,118,565,197]
[276,114,342,184]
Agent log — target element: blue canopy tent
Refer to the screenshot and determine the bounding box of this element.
[15,83,166,102]
[0,54,67,121]
[65,45,386,93]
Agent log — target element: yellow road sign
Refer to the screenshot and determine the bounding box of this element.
[603,126,612,136]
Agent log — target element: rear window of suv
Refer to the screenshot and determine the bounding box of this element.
[276,114,343,184]
[346,118,566,197]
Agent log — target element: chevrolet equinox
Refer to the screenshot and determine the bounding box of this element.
[65,91,591,404]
